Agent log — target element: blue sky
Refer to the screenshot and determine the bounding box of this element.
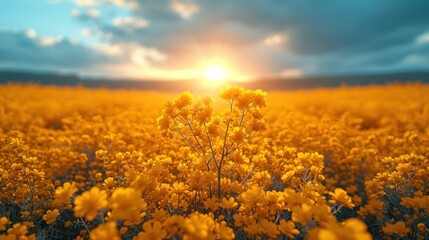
[1,0,429,80]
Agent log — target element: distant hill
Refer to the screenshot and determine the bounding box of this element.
[0,70,428,91]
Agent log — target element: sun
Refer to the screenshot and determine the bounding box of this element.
[203,65,229,82]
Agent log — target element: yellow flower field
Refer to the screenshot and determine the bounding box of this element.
[0,83,428,240]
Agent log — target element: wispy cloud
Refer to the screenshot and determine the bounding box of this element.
[25,29,37,39]
[79,27,113,43]
[39,36,64,46]
[264,33,285,46]
[416,32,429,44]
[112,17,149,29]
[170,0,199,19]
[73,0,100,7]
[23,29,63,46]
[281,68,302,78]
[71,8,100,19]
[109,0,138,9]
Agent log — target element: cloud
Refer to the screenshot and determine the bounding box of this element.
[83,28,113,40]
[73,0,138,10]
[73,0,100,7]
[0,29,172,79]
[264,33,285,46]
[39,36,64,46]
[170,0,199,19]
[87,9,100,18]
[130,47,165,67]
[71,9,80,17]
[71,8,100,19]
[109,0,138,9]
[23,29,64,46]
[97,42,166,67]
[112,17,149,29]
[0,30,106,70]
[80,28,92,38]
[91,43,179,79]
[403,54,428,64]
[25,29,37,39]
[416,32,429,44]
[281,68,303,78]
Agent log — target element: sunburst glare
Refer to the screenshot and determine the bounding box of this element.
[203,64,229,82]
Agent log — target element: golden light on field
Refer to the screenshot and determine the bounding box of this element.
[203,64,229,82]
[1,83,429,239]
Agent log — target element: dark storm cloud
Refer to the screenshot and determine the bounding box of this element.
[0,30,110,69]
[274,1,429,55]
[116,0,429,53]
[90,0,429,75]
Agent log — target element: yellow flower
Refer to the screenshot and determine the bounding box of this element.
[7,223,32,239]
[23,221,35,228]
[215,221,235,240]
[309,218,372,240]
[292,204,313,225]
[0,217,9,231]
[174,92,193,108]
[134,221,167,240]
[183,213,215,240]
[196,98,213,124]
[240,186,266,206]
[43,209,60,224]
[329,188,355,208]
[417,223,427,232]
[230,127,247,145]
[236,90,254,109]
[219,85,242,100]
[103,177,116,189]
[90,222,120,240]
[109,187,147,222]
[54,182,77,206]
[152,209,168,222]
[278,219,299,238]
[171,182,188,194]
[74,187,108,221]
[21,211,31,219]
[204,198,219,211]
[260,219,279,239]
[244,222,263,238]
[382,221,410,237]
[219,197,238,210]
[163,215,185,238]
[312,204,334,222]
[120,227,128,235]
[252,89,267,108]
[64,221,73,228]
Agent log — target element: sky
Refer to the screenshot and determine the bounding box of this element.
[1,0,429,80]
